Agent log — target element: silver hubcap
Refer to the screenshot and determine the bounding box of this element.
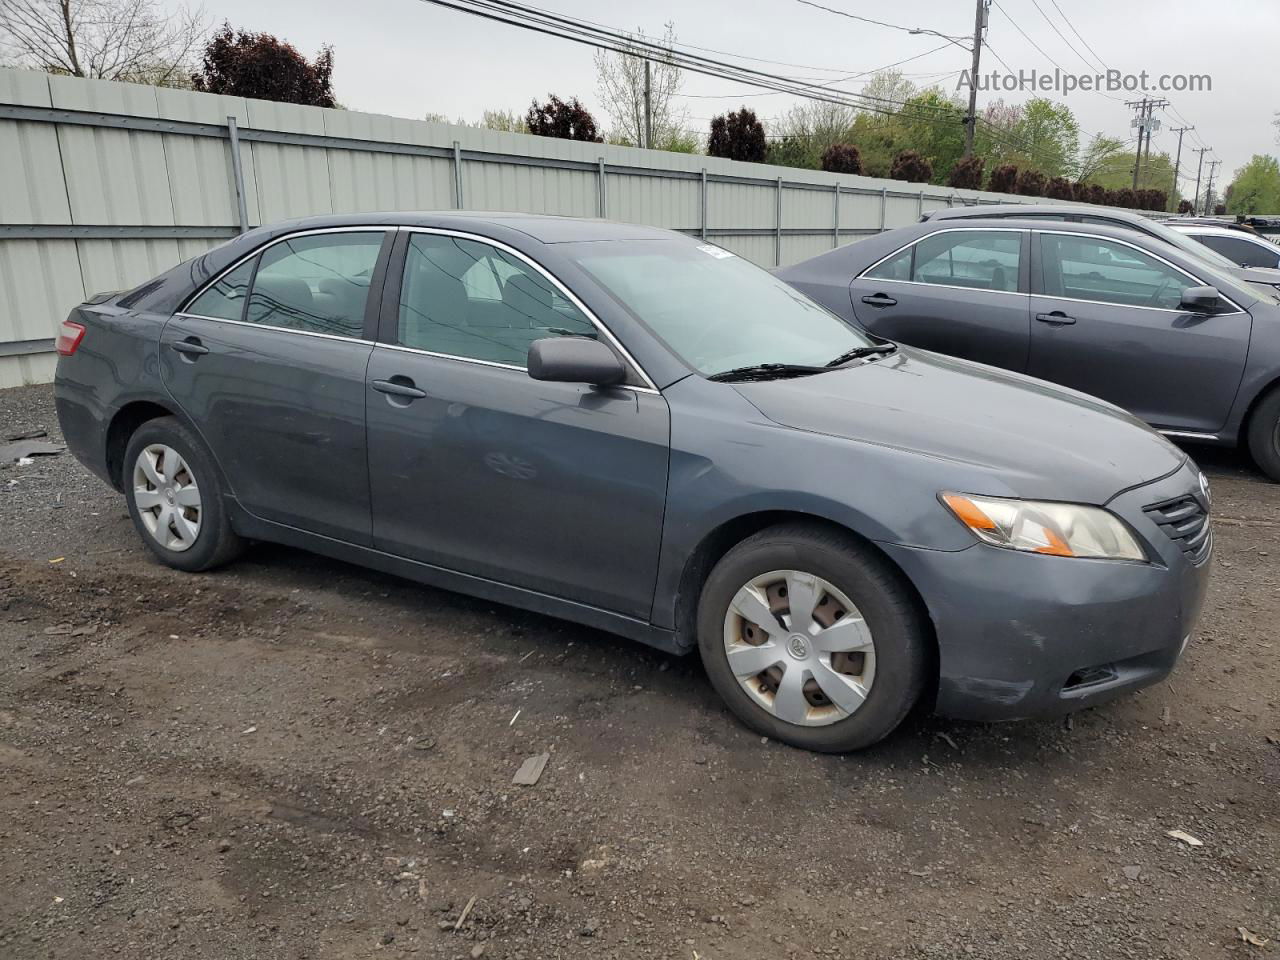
[132,444,202,552]
[722,569,876,727]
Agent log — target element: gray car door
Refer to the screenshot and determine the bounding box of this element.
[848,228,1032,372]
[364,230,670,620]
[1027,230,1252,433]
[161,229,391,544]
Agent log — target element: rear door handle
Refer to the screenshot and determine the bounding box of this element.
[1035,311,1076,325]
[371,378,427,400]
[171,337,209,357]
[861,293,898,306]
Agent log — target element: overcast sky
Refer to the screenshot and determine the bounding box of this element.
[185,0,1277,190]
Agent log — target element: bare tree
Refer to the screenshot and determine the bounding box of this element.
[0,0,208,87]
[593,21,689,150]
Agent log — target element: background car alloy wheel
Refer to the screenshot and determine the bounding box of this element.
[132,443,202,552]
[723,569,876,727]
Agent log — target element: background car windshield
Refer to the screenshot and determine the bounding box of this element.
[568,239,874,374]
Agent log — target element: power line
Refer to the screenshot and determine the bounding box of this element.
[989,0,1123,103]
[1025,0,1104,73]
[791,0,961,39]
[418,0,974,127]
[1046,0,1111,71]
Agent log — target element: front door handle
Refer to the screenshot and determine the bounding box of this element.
[1035,311,1077,325]
[171,337,209,359]
[861,293,898,307]
[371,377,427,400]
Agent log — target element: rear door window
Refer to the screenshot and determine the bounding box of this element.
[911,231,1022,292]
[245,232,385,337]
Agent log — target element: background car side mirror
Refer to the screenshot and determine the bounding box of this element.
[528,337,627,386]
[1179,285,1221,314]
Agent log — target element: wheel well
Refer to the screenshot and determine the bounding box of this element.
[1238,374,1280,448]
[673,511,939,696]
[105,401,175,490]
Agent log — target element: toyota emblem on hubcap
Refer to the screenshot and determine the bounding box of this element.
[787,634,810,659]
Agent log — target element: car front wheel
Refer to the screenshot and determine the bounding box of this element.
[1246,386,1280,482]
[123,416,244,572]
[697,523,930,752]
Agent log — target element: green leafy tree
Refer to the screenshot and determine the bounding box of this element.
[1077,134,1129,183]
[1226,155,1280,215]
[765,135,815,169]
[1007,98,1079,179]
[893,89,966,184]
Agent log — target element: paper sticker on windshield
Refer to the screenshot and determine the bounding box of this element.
[697,244,736,260]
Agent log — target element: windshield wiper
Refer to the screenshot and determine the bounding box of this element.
[825,343,898,367]
[707,362,828,383]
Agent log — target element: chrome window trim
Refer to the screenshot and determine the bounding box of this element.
[856,227,1029,292]
[173,312,370,344]
[1034,229,1247,315]
[849,276,1028,299]
[397,226,659,392]
[373,341,660,396]
[176,223,662,392]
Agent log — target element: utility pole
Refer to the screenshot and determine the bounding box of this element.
[643,59,652,150]
[1204,159,1223,215]
[962,0,988,158]
[1127,98,1167,190]
[1169,125,1193,212]
[1191,146,1211,214]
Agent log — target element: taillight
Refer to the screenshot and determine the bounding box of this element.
[56,320,86,356]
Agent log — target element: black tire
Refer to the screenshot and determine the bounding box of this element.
[123,416,244,572]
[697,522,930,753]
[1246,387,1280,482]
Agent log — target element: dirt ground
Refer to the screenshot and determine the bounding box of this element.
[1,381,1277,960]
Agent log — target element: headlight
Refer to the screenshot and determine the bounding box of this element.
[941,492,1146,561]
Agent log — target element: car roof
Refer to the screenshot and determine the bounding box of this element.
[1165,223,1272,239]
[239,211,679,244]
[923,203,1146,224]
[907,216,1164,245]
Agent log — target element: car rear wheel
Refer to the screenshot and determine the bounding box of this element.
[123,416,244,572]
[697,523,929,752]
[1246,387,1280,482]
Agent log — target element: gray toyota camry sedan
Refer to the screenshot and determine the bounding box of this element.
[53,213,1212,752]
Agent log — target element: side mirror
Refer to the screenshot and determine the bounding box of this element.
[1179,285,1221,313]
[527,336,627,386]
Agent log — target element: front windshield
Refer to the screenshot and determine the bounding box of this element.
[566,239,874,375]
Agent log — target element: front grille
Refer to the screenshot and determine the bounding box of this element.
[1143,494,1212,565]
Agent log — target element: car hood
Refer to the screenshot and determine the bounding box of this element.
[731,346,1186,505]
[1238,264,1280,286]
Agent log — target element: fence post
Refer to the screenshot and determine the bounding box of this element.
[700,168,708,240]
[453,141,464,209]
[775,177,783,266]
[226,116,249,233]
[917,190,925,219]
[879,188,888,232]
[597,158,607,218]
[832,182,840,248]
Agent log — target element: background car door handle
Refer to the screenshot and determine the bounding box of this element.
[861,294,898,306]
[1035,312,1076,325]
[371,378,427,400]
[171,338,209,357]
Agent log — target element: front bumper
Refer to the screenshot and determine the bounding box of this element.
[881,460,1213,721]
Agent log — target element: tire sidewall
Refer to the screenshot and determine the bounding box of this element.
[1247,390,1280,481]
[697,528,927,753]
[123,417,229,572]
